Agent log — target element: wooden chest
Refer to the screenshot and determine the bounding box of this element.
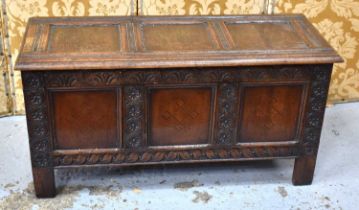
[16,15,342,198]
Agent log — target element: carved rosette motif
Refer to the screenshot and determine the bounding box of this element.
[22,72,52,168]
[52,145,301,166]
[216,83,238,145]
[302,65,332,155]
[124,86,145,148]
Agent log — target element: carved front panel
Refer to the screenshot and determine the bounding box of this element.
[150,88,212,146]
[238,85,304,142]
[52,90,118,149]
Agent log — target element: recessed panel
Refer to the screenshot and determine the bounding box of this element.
[53,90,117,149]
[150,88,212,146]
[48,25,120,53]
[143,23,216,51]
[226,22,307,50]
[238,85,303,142]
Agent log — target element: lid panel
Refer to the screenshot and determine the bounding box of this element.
[225,22,308,50]
[142,23,219,51]
[16,15,343,71]
[48,25,120,53]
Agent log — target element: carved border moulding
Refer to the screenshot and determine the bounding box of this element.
[123,86,145,148]
[22,72,52,168]
[216,83,239,145]
[302,65,332,155]
[239,66,309,82]
[44,66,310,88]
[52,145,302,166]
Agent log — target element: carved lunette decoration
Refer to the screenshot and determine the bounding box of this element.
[44,66,311,88]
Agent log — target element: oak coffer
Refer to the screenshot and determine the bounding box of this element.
[16,15,342,198]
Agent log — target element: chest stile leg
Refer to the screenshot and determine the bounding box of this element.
[22,71,56,198]
[292,65,332,185]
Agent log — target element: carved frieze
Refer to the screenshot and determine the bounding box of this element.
[52,145,301,166]
[44,66,311,88]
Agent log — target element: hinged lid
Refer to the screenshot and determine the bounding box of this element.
[16,15,343,71]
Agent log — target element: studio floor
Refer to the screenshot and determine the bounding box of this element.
[0,102,358,210]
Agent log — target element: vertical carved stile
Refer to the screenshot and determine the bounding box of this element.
[124,86,145,148]
[22,72,52,167]
[216,83,239,145]
[302,65,332,155]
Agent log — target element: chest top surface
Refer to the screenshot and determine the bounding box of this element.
[16,15,342,71]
